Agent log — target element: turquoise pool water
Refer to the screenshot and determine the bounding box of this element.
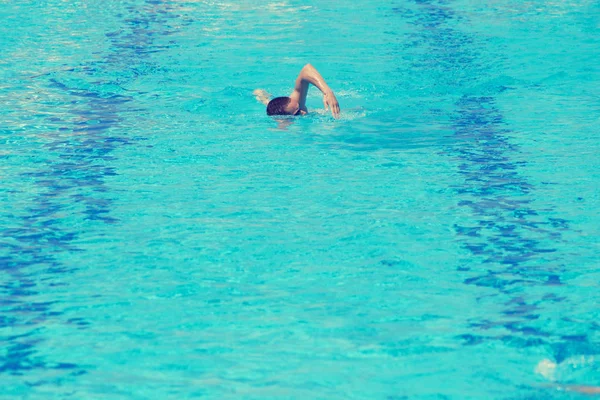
[2,0,599,398]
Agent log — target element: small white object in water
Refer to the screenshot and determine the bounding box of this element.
[535,355,599,384]
[535,358,558,381]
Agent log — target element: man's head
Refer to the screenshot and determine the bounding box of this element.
[267,97,301,116]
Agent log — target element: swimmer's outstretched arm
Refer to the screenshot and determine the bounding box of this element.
[289,64,340,118]
[253,89,271,106]
[535,384,600,395]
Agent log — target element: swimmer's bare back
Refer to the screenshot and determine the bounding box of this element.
[255,64,340,118]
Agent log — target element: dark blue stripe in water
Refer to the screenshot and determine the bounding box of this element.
[395,0,599,360]
[1,0,189,379]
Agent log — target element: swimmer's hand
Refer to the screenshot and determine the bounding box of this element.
[254,89,271,106]
[323,90,340,119]
[288,63,340,119]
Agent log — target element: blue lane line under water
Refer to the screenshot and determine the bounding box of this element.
[1,0,184,379]
[400,0,599,365]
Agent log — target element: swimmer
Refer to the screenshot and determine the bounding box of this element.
[536,357,600,395]
[254,63,340,119]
